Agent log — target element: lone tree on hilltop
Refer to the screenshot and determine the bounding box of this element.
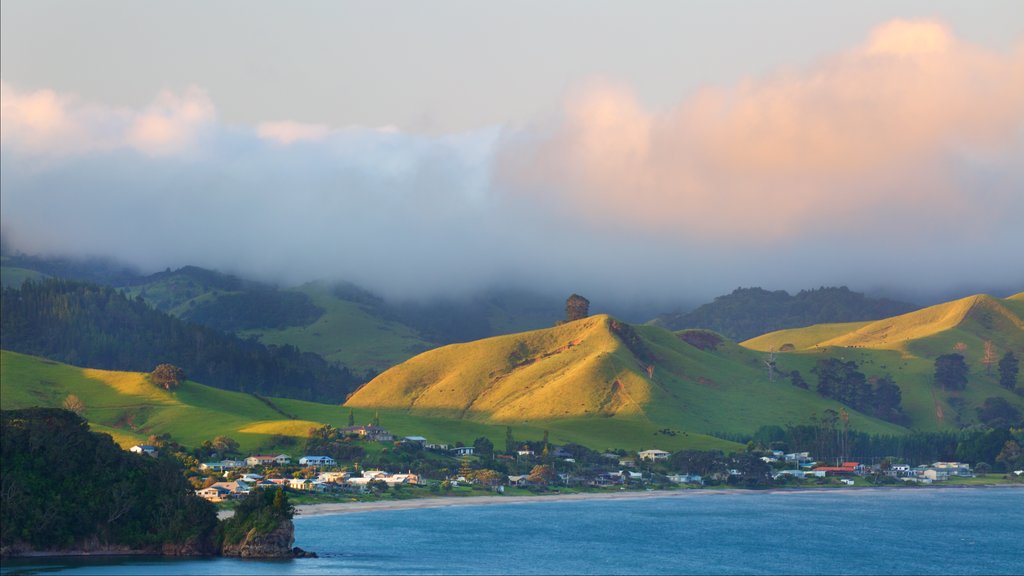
[150,363,185,390]
[565,294,590,322]
[934,354,968,391]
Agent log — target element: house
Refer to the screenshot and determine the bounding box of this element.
[451,446,475,456]
[638,450,671,462]
[240,473,264,483]
[619,458,636,468]
[288,478,326,492]
[318,471,350,484]
[130,445,158,457]
[196,485,232,503]
[200,459,244,472]
[618,470,643,482]
[426,443,450,450]
[517,449,534,458]
[386,473,420,486]
[931,462,972,477]
[299,456,337,467]
[888,464,914,478]
[507,475,529,487]
[785,452,812,463]
[208,480,250,498]
[340,425,394,442]
[668,474,703,485]
[773,470,806,480]
[813,462,861,477]
[402,436,428,446]
[245,454,291,467]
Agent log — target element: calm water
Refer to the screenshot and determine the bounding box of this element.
[3,488,1022,575]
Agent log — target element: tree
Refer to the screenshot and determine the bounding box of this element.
[976,397,1022,428]
[995,440,1023,472]
[527,464,557,487]
[473,437,494,460]
[347,409,355,427]
[565,294,590,322]
[505,426,515,455]
[150,363,185,390]
[472,469,504,490]
[371,411,380,427]
[934,354,968,391]
[790,370,808,389]
[999,352,1019,391]
[62,394,86,415]
[212,436,240,456]
[981,341,998,375]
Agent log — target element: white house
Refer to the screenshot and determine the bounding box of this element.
[245,454,291,467]
[668,473,703,485]
[318,471,349,484]
[200,459,244,472]
[451,446,475,456]
[299,456,337,467]
[130,445,158,457]
[638,449,670,462]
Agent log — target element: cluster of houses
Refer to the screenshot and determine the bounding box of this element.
[763,451,976,484]
[195,464,423,503]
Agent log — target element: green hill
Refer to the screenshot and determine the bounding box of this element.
[0,350,729,453]
[345,315,911,439]
[741,294,1024,431]
[651,286,916,341]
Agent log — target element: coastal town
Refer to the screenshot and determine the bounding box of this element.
[124,423,1012,505]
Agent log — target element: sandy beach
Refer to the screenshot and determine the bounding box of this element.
[213,483,1023,520]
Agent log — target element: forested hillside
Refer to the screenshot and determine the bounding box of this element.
[1,408,218,555]
[0,279,361,402]
[653,287,916,341]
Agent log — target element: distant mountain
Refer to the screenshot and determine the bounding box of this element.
[651,287,917,341]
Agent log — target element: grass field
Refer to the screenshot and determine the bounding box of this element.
[0,350,739,453]
[241,282,434,374]
[0,266,50,288]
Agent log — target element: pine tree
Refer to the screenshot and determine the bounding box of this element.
[999,352,1019,391]
[348,409,355,427]
[505,426,515,455]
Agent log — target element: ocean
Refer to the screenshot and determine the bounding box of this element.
[3,487,1022,575]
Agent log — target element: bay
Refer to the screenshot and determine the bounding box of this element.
[3,487,1022,575]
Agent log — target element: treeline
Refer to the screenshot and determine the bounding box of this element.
[654,286,916,341]
[0,279,360,402]
[1,408,218,554]
[183,290,323,332]
[724,422,1022,470]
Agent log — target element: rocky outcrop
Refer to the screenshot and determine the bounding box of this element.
[219,519,314,559]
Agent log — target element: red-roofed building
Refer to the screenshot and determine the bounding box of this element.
[813,462,862,476]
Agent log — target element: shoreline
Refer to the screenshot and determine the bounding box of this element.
[268,483,1023,520]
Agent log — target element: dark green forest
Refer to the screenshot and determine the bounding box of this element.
[0,408,218,554]
[654,286,917,341]
[0,279,361,402]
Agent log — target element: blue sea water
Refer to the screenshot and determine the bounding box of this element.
[3,487,1022,575]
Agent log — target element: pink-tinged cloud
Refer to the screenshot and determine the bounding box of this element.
[256,121,331,145]
[496,19,1024,243]
[1,82,214,156]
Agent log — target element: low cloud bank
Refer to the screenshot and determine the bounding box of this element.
[2,20,1022,303]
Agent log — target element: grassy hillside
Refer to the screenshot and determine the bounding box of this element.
[741,294,1024,431]
[0,350,732,453]
[346,315,909,439]
[241,283,434,374]
[0,266,50,288]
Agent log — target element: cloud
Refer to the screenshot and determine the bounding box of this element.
[1,82,214,156]
[2,20,1022,305]
[256,121,331,145]
[497,19,1024,242]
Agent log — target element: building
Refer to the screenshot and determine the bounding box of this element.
[195,485,232,503]
[668,474,703,485]
[299,456,337,467]
[245,454,291,467]
[813,462,861,477]
[199,459,244,472]
[931,462,973,477]
[402,436,428,446]
[451,446,475,456]
[130,445,158,457]
[638,449,671,462]
[340,425,394,442]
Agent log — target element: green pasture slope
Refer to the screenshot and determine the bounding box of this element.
[743,294,1024,432]
[0,265,50,288]
[0,351,738,453]
[240,282,434,374]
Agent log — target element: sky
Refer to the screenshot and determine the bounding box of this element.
[2,1,1023,305]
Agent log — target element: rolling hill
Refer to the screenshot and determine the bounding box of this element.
[651,286,917,341]
[345,314,912,438]
[0,350,736,452]
[742,294,1024,431]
